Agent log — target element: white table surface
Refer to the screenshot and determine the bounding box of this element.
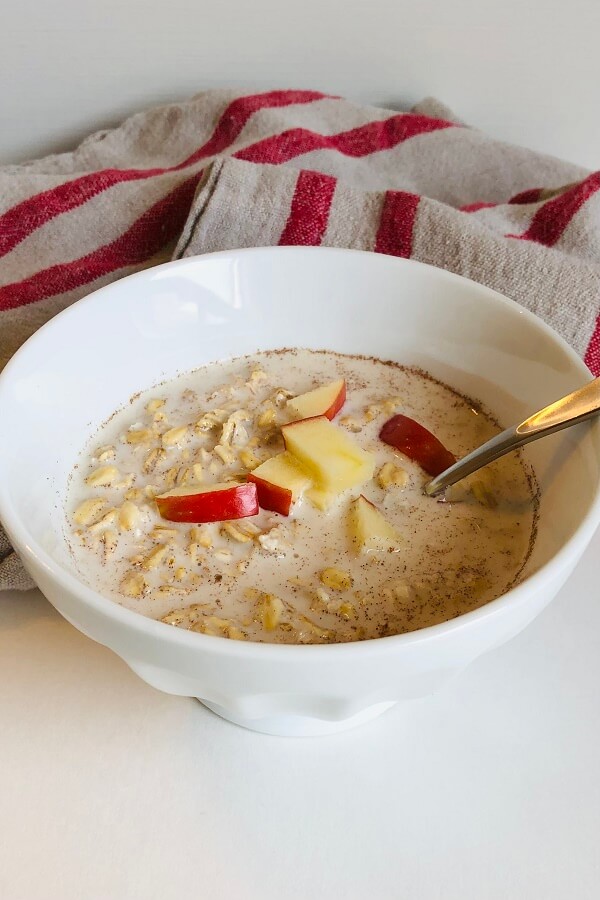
[1,529,599,900]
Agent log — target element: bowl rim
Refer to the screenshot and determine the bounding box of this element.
[1,245,599,661]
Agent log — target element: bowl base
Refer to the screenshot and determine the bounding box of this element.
[198,699,396,736]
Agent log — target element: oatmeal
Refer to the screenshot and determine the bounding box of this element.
[66,349,538,643]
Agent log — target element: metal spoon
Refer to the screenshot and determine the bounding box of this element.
[424,377,600,497]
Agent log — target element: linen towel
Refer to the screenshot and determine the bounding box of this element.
[1,88,599,590]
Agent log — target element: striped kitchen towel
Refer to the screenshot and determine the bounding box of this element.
[1,88,599,589]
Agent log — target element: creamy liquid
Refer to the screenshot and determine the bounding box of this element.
[66,349,538,643]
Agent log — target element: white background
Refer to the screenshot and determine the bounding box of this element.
[2,0,599,167]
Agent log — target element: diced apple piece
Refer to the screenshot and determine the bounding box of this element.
[350,495,401,553]
[247,451,312,516]
[156,482,258,523]
[286,379,346,422]
[379,414,456,477]
[305,486,336,511]
[282,416,374,494]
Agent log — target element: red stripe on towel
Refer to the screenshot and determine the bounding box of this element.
[0,90,328,259]
[235,114,455,164]
[460,202,497,213]
[507,172,600,246]
[278,170,337,246]
[509,188,543,205]
[179,89,330,166]
[461,188,543,213]
[374,191,420,258]
[0,175,199,312]
[0,170,161,258]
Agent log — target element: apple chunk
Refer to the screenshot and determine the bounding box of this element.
[350,495,400,553]
[248,452,312,516]
[156,482,258,523]
[379,414,456,477]
[286,379,346,422]
[305,486,336,512]
[282,416,374,494]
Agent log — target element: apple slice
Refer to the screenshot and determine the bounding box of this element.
[282,416,375,493]
[286,379,346,422]
[305,486,336,512]
[379,414,456,477]
[156,482,258,523]
[350,495,400,553]
[247,452,312,516]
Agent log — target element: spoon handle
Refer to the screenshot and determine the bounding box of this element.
[424,377,600,497]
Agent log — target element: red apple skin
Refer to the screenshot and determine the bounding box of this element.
[156,482,259,523]
[323,381,346,420]
[287,380,346,421]
[247,474,292,516]
[379,414,456,477]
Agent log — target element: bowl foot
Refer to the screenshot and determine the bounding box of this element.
[198,699,396,736]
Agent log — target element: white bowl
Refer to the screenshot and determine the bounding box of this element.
[1,248,599,736]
